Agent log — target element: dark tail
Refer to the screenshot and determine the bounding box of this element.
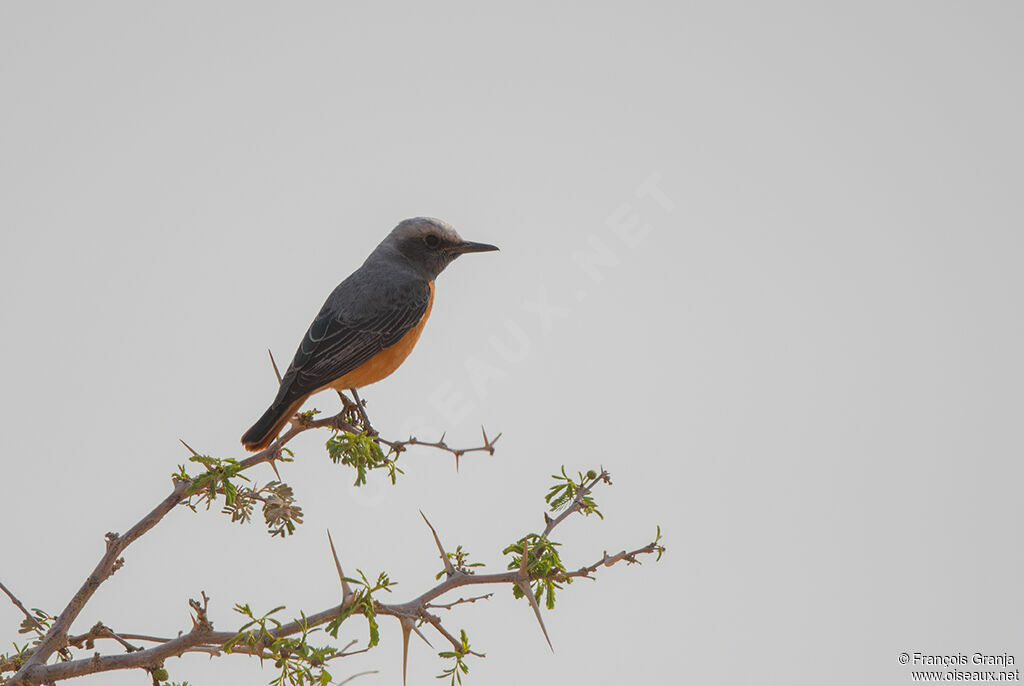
[241,397,303,452]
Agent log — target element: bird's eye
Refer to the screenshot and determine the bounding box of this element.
[424,234,441,248]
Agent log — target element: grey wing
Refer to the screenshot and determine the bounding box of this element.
[275,279,431,405]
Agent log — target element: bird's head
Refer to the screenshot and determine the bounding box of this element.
[384,217,498,280]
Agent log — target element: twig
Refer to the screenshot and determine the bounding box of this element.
[116,634,176,644]
[558,540,667,580]
[7,602,344,683]
[377,426,501,472]
[426,593,493,611]
[0,582,42,635]
[244,406,498,475]
[67,623,139,653]
[7,473,662,685]
[10,391,496,686]
[418,611,485,657]
[11,480,191,683]
[542,468,609,539]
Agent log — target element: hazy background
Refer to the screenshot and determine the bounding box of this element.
[2,2,1022,685]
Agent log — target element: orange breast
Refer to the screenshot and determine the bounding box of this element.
[322,281,435,392]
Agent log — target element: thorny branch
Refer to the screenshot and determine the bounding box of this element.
[3,465,664,686]
[0,583,42,636]
[543,468,610,538]
[2,392,498,686]
[335,388,502,471]
[241,392,500,477]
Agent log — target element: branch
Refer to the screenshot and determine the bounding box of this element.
[542,468,609,539]
[67,622,140,653]
[558,538,667,580]
[6,603,342,683]
[9,481,191,683]
[426,593,493,611]
[7,397,497,685]
[0,582,43,635]
[334,389,501,470]
[378,426,501,471]
[6,470,663,686]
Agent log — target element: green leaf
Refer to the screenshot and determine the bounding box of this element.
[325,432,402,487]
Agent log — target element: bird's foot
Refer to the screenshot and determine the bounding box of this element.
[336,388,377,436]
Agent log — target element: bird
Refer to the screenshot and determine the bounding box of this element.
[241,217,499,452]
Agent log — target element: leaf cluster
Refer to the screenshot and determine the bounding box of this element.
[10,607,72,662]
[503,535,566,610]
[435,545,484,580]
[498,466,609,611]
[225,606,338,686]
[324,570,395,649]
[177,455,249,504]
[17,608,54,637]
[174,456,304,537]
[0,642,32,674]
[260,482,305,538]
[545,466,602,518]
[436,629,473,685]
[650,525,666,562]
[325,432,402,486]
[0,446,666,686]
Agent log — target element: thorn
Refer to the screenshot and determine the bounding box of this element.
[454,453,460,473]
[517,580,553,652]
[399,617,412,686]
[326,530,353,605]
[268,457,282,481]
[179,439,200,457]
[420,511,455,577]
[514,541,553,647]
[268,349,282,384]
[412,622,434,648]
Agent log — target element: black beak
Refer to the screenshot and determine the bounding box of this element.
[453,240,500,254]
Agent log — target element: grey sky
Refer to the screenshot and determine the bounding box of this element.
[2,2,1022,685]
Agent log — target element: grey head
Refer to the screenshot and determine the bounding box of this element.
[375,217,498,281]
